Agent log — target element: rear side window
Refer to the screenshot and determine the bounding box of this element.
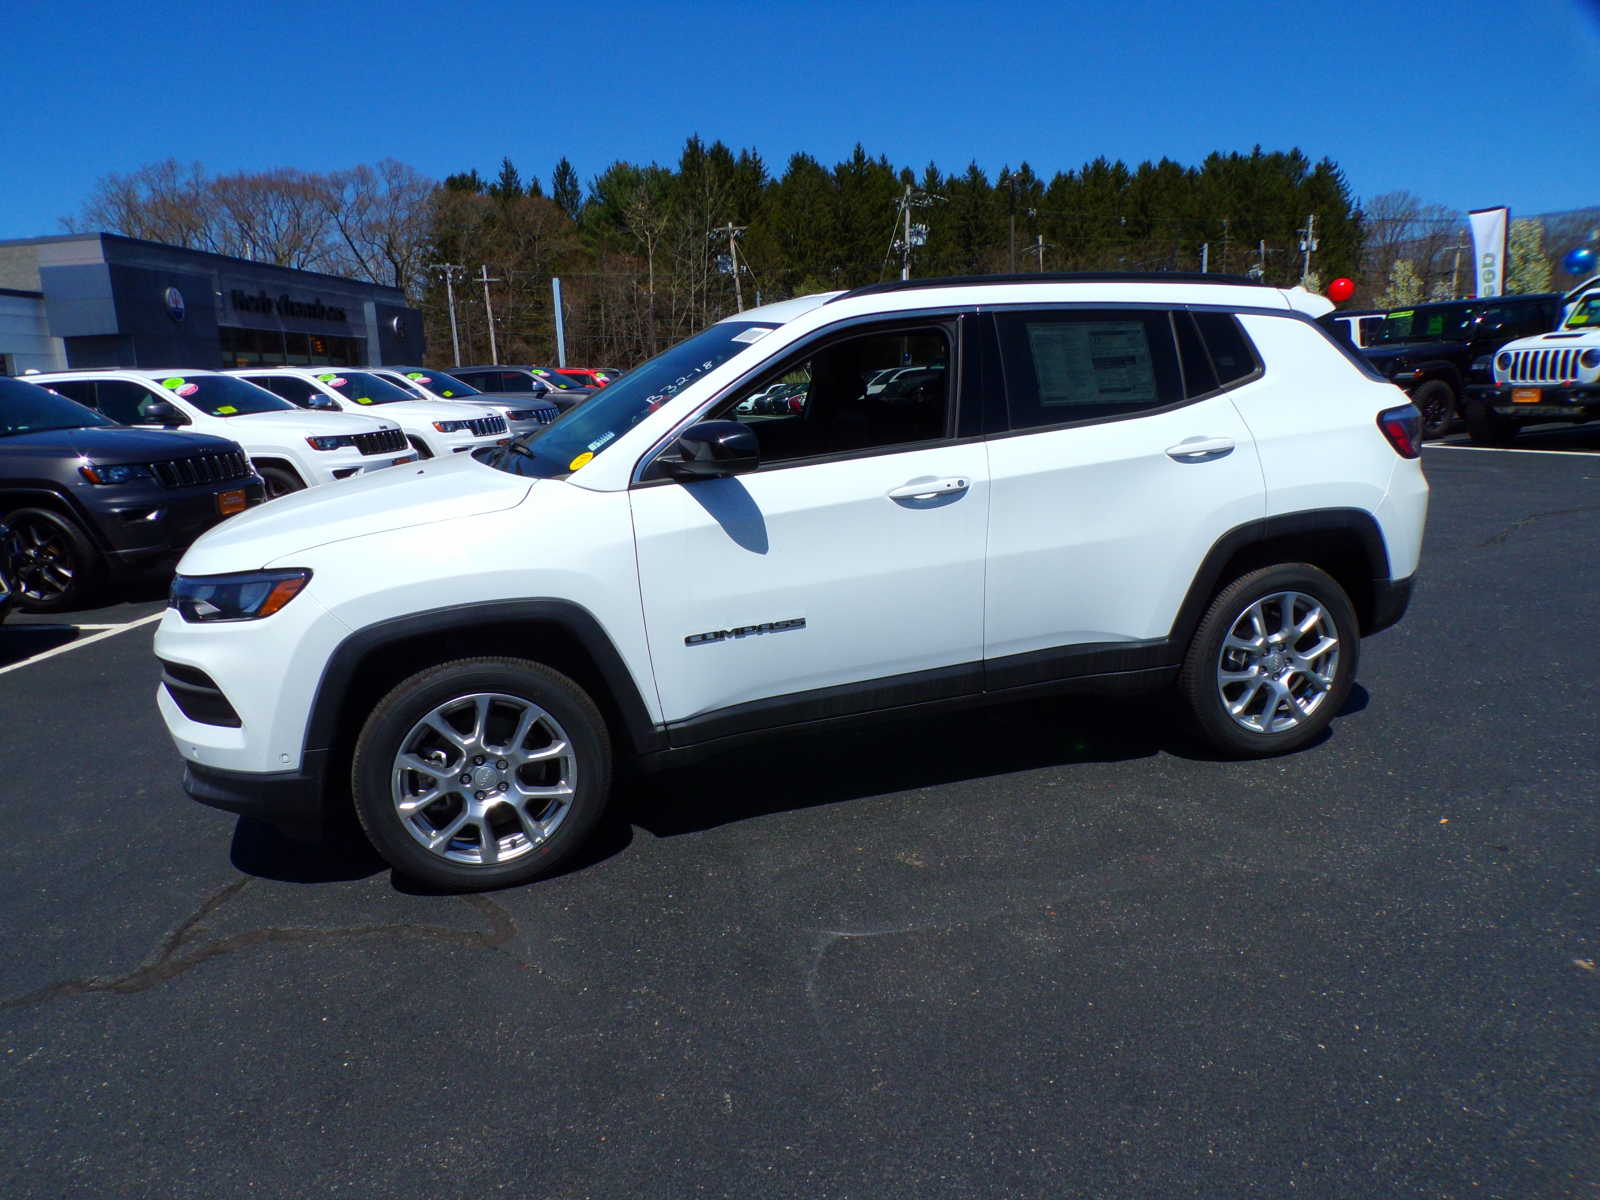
[995,309,1184,430]
[1192,312,1260,387]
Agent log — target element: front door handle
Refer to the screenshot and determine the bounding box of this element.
[1166,436,1236,461]
[887,476,970,501]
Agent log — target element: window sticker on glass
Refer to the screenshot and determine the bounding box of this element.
[406,372,427,380]
[217,405,237,414]
[1426,315,1445,335]
[730,327,771,344]
[568,451,594,471]
[1028,322,1157,407]
[587,430,615,452]
[354,396,373,404]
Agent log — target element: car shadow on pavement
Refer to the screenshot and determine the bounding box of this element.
[1,623,79,665]
[627,686,1367,840]
[228,816,387,884]
[222,685,1369,886]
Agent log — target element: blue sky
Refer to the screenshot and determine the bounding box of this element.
[3,0,1597,240]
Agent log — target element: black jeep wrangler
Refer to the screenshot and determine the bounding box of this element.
[0,375,264,611]
[1323,294,1563,438]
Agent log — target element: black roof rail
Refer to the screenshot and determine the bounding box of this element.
[827,271,1274,304]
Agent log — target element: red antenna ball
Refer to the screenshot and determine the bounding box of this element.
[1328,277,1355,303]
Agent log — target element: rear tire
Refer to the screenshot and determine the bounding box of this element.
[1412,380,1457,440]
[9,507,103,612]
[1179,564,1359,758]
[351,657,612,891]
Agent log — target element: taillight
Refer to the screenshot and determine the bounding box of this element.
[1377,404,1422,458]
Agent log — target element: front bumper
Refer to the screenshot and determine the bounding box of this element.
[99,478,267,572]
[1466,383,1600,420]
[184,754,329,827]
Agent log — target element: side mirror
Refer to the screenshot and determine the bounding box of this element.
[307,394,339,411]
[138,399,187,425]
[654,420,759,480]
[530,381,550,395]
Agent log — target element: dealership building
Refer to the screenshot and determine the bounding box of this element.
[0,233,424,376]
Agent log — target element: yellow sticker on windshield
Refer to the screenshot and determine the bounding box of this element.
[568,451,594,471]
[217,405,237,414]
[354,397,373,405]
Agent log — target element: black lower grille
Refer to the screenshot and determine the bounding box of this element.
[160,660,242,728]
[353,427,408,455]
[152,451,252,489]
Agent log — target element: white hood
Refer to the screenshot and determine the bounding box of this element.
[339,398,504,427]
[223,409,397,435]
[178,451,532,574]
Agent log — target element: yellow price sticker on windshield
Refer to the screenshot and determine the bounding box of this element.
[217,405,237,414]
[568,451,594,471]
[354,397,373,405]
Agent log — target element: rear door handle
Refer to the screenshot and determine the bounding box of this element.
[1166,437,1235,461]
[888,476,970,501]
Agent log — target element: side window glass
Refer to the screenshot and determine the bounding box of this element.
[1193,312,1259,387]
[995,309,1182,430]
[44,379,96,407]
[1175,312,1219,398]
[95,380,157,424]
[713,327,951,465]
[497,373,534,392]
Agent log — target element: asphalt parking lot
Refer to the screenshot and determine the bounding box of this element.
[2,431,1597,1199]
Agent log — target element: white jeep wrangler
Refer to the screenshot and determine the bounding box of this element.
[155,274,1429,890]
[1463,275,1600,443]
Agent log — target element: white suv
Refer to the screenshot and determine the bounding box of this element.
[367,366,560,438]
[229,367,510,460]
[156,274,1429,891]
[27,368,413,498]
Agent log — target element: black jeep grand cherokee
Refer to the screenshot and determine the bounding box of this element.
[0,376,264,611]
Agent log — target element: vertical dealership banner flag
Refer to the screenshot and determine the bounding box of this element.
[1468,207,1509,298]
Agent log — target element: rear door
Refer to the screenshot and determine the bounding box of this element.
[981,306,1267,686]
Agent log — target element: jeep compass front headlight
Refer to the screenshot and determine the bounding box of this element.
[171,569,311,622]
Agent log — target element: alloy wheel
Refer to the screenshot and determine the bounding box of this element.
[389,691,578,866]
[1214,590,1341,734]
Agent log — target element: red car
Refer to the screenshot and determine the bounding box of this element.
[553,367,615,389]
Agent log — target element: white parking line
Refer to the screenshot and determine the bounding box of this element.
[1426,443,1598,458]
[0,611,165,677]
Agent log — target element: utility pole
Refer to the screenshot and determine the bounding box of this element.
[710,223,747,310]
[477,264,502,363]
[1450,239,1467,298]
[551,277,567,367]
[1200,243,1209,274]
[890,186,942,280]
[1025,234,1051,272]
[1298,213,1319,285]
[1220,219,1231,275]
[432,263,464,365]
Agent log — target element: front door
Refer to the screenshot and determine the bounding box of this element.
[630,318,990,740]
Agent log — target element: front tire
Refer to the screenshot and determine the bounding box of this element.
[351,657,612,890]
[9,507,103,612]
[1464,397,1517,446]
[258,465,304,500]
[1178,564,1359,758]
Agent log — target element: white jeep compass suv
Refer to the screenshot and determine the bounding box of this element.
[157,274,1429,890]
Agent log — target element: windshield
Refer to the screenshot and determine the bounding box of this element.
[0,377,115,436]
[157,374,293,417]
[1566,296,1600,329]
[313,371,417,406]
[401,369,484,398]
[481,321,777,478]
[1369,305,1479,346]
